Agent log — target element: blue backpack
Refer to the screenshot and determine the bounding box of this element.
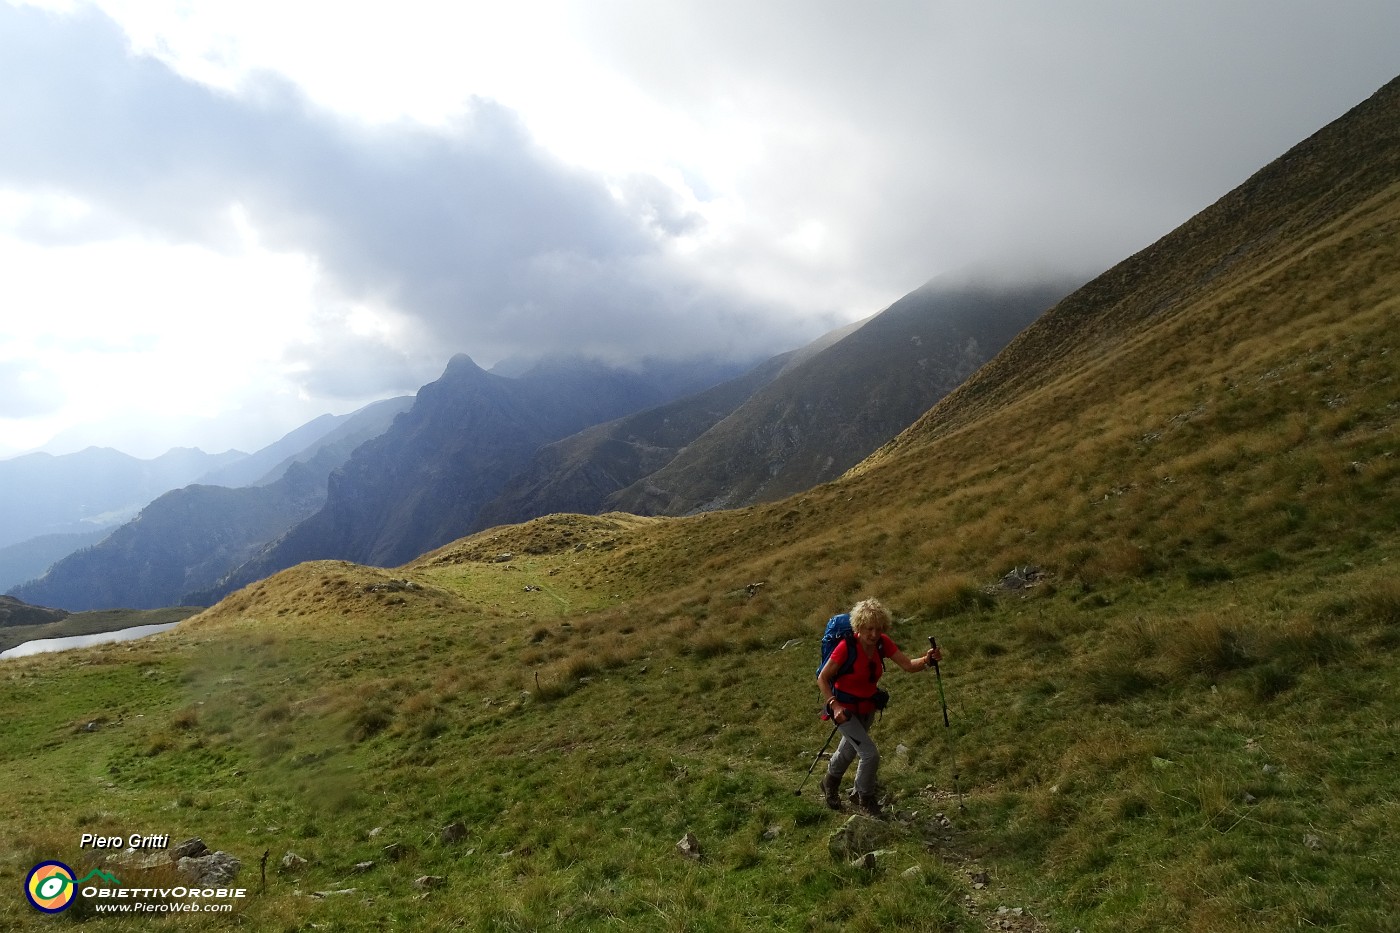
[817,613,882,677]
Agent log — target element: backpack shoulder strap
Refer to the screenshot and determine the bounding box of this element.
[837,631,859,676]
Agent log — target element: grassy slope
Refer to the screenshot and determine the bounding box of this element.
[3,83,1399,932]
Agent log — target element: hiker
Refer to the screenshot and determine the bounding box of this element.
[816,598,941,815]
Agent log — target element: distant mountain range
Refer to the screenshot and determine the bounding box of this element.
[0,410,394,594]
[0,528,110,596]
[198,279,1062,604]
[201,355,752,597]
[0,445,247,550]
[477,279,1073,526]
[6,278,1070,612]
[8,397,410,610]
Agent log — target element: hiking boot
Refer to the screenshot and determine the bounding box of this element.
[856,792,883,817]
[820,773,842,810]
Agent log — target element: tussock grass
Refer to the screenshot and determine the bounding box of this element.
[1330,578,1400,627]
[1158,611,1251,678]
[907,575,995,620]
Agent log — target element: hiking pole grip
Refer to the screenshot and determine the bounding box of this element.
[929,636,949,727]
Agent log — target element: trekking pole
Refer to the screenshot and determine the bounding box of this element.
[929,635,964,810]
[794,722,840,796]
[928,636,949,727]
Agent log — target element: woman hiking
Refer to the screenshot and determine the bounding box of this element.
[816,598,942,816]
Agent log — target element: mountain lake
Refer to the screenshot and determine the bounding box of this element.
[0,621,180,659]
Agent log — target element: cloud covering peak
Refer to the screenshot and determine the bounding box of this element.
[2,0,1398,457]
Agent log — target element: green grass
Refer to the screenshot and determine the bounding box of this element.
[3,548,1397,931]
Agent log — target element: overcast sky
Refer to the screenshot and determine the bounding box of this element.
[2,0,1397,460]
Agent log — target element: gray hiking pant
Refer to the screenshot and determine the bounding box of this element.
[826,711,879,795]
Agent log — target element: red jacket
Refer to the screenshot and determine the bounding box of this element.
[829,633,896,715]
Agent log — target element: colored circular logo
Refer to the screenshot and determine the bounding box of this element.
[25,861,76,913]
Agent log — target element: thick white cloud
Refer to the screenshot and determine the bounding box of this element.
[2,0,1398,458]
[566,0,1400,286]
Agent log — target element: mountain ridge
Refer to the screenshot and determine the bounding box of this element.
[206,355,753,594]
[609,278,1076,515]
[866,75,1400,466]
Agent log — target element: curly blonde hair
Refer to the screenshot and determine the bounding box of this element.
[849,598,892,636]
